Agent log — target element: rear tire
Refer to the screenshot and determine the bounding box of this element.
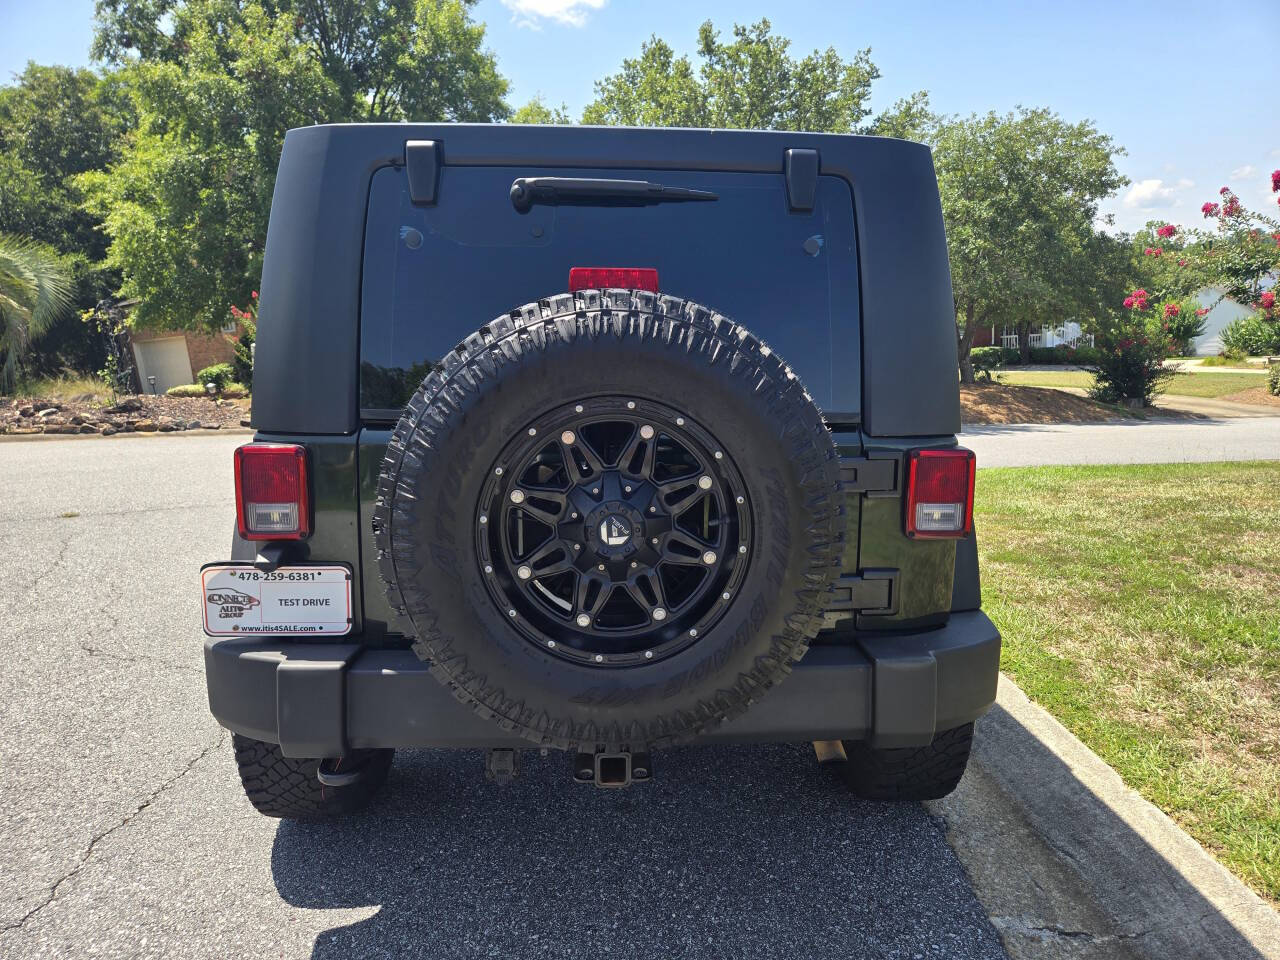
[232,734,393,821]
[835,723,974,801]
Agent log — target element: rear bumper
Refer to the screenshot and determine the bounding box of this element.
[205,611,1001,757]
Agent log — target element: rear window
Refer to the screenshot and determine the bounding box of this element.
[359,166,859,416]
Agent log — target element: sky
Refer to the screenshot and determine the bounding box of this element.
[2,0,1277,234]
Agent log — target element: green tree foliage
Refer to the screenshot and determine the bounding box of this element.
[512,96,571,124]
[83,0,510,330]
[931,109,1128,380]
[582,19,924,135]
[0,235,75,390]
[0,65,133,376]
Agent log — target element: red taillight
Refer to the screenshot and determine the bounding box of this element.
[905,448,976,539]
[568,267,659,292]
[234,443,310,541]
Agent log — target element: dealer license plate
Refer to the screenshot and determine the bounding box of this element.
[201,564,352,637]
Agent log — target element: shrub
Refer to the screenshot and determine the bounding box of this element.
[1088,297,1178,406]
[221,382,249,398]
[166,383,209,397]
[1269,363,1279,397]
[233,319,254,389]
[195,362,234,391]
[970,346,1014,380]
[1221,313,1280,356]
[1022,344,1100,366]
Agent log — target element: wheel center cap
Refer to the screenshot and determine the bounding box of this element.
[584,501,645,559]
[599,514,632,547]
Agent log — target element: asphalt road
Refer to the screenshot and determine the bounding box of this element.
[963,415,1280,467]
[0,433,1007,960]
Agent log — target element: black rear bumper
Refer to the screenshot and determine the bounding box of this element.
[205,611,1000,758]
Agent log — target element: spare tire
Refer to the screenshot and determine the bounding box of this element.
[373,289,842,751]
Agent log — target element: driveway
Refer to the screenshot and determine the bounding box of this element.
[963,416,1280,467]
[0,433,1006,960]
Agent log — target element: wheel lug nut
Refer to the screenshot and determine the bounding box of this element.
[561,430,576,445]
[736,495,744,504]
[648,506,656,513]
[494,467,504,476]
[630,561,637,568]
[689,628,698,638]
[698,475,712,490]
[626,401,636,410]
[597,564,605,571]
[592,487,600,495]
[508,608,517,617]
[702,551,717,565]
[595,654,604,662]
[624,484,632,493]
[517,565,532,580]
[676,417,685,426]
[714,451,723,460]
[571,511,578,519]
[738,544,747,554]
[547,640,557,648]
[644,650,654,659]
[528,427,537,436]
[640,424,655,439]
[721,591,731,600]
[573,544,581,551]
[484,564,493,574]
[653,607,667,621]
[479,514,488,524]
[575,614,590,628]
[510,489,525,504]
[574,404,584,413]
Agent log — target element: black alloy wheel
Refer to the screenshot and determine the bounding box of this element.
[476,397,751,666]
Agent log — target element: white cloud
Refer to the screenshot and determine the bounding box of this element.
[1121,177,1194,210]
[1230,164,1256,179]
[500,0,606,28]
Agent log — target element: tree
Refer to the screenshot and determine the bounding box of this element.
[83,0,510,330]
[0,236,75,390]
[512,96,571,124]
[931,109,1128,380]
[582,19,924,135]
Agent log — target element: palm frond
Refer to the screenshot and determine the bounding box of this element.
[0,234,74,391]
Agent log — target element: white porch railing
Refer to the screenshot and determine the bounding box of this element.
[1000,328,1095,351]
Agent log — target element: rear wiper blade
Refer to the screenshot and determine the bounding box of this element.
[509,177,718,213]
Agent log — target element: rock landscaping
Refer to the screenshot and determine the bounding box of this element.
[2,394,251,437]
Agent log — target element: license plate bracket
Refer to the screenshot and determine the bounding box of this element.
[200,563,353,637]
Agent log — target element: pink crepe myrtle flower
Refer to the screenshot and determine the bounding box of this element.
[1178,259,1187,266]
[1223,198,1242,217]
[1144,247,1155,256]
[1156,223,1177,238]
[1195,308,1209,316]
[251,290,259,299]
[1261,291,1276,310]
[1272,169,1280,192]
[1123,296,1135,309]
[1164,303,1180,319]
[1202,202,1220,217]
[1220,186,1230,195]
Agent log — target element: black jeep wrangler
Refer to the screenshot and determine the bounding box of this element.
[202,123,1000,819]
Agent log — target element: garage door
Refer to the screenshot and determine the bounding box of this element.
[133,336,193,394]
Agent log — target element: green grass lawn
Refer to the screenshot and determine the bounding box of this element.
[996,369,1264,398]
[976,462,1280,903]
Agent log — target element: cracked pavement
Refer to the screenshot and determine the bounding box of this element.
[0,434,1008,959]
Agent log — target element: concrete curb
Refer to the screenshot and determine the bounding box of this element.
[0,427,253,443]
[929,675,1279,960]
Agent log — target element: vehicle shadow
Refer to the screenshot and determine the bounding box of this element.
[270,741,1006,960]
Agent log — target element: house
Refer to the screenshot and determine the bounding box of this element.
[126,310,242,394]
[969,322,1094,351]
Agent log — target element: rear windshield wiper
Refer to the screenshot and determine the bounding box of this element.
[509,177,718,213]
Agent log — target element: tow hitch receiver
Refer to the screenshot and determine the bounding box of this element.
[573,750,652,788]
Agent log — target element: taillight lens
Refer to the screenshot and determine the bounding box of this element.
[905,448,975,538]
[234,444,310,540]
[568,267,659,292]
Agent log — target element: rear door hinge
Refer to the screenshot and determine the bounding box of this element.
[405,140,440,205]
[828,570,898,616]
[839,455,898,495]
